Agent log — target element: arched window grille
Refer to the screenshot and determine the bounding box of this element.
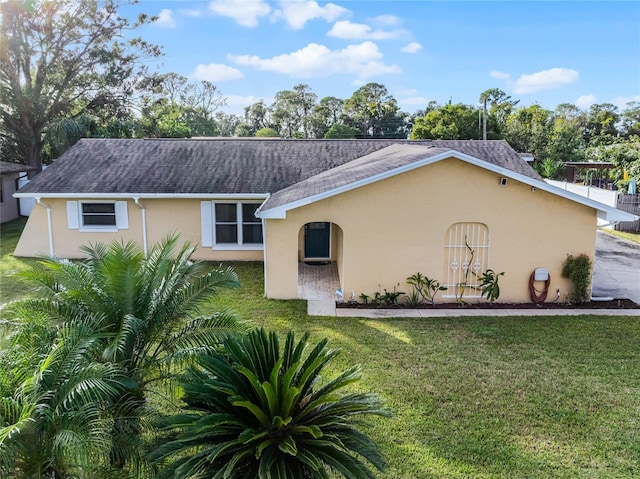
[444,223,490,299]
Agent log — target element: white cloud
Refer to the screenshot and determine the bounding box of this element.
[490,68,579,94]
[192,63,244,82]
[180,8,203,17]
[274,0,348,29]
[612,94,640,108]
[229,41,401,79]
[575,94,597,109]
[490,70,510,80]
[208,0,271,27]
[328,20,401,40]
[372,15,401,26]
[226,95,262,108]
[400,42,422,53]
[513,68,579,94]
[399,96,429,106]
[155,9,176,28]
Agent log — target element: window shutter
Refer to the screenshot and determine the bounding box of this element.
[67,201,79,229]
[115,201,129,229]
[201,201,213,247]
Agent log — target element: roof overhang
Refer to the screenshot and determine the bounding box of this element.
[257,150,639,223]
[14,192,270,200]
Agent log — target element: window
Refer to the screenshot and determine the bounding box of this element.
[215,203,238,243]
[443,222,490,298]
[67,201,128,231]
[82,203,116,226]
[201,201,263,249]
[242,203,262,244]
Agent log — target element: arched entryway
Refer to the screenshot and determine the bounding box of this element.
[297,222,343,300]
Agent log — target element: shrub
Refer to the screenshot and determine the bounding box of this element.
[152,329,390,479]
[561,253,593,303]
[478,269,505,303]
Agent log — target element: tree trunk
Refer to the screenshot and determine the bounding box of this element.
[24,124,44,179]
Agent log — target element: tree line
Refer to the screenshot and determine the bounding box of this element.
[1,0,639,189]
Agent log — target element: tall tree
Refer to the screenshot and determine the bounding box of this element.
[546,104,587,163]
[620,101,640,138]
[344,83,406,138]
[479,88,518,139]
[271,84,317,138]
[584,103,620,146]
[243,100,271,135]
[0,0,160,174]
[135,73,226,138]
[411,103,479,140]
[311,96,344,138]
[215,111,243,137]
[503,104,553,161]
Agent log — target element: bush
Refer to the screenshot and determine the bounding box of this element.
[561,253,593,303]
[152,329,390,478]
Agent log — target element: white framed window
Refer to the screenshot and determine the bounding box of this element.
[443,222,490,299]
[201,201,263,250]
[67,200,128,232]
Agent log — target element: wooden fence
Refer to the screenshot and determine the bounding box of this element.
[615,193,640,233]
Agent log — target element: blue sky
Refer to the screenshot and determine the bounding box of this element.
[128,1,640,115]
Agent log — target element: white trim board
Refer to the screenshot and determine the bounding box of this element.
[257,150,638,223]
[15,192,270,200]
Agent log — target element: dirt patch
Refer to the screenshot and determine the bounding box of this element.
[337,299,640,310]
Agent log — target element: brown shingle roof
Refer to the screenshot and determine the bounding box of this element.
[18,138,540,195]
[260,144,449,211]
[0,161,37,175]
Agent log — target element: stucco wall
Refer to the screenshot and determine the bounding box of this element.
[264,158,597,302]
[1,173,19,223]
[14,198,263,261]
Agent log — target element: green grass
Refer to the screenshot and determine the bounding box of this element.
[0,217,39,304]
[603,228,640,245]
[3,221,640,478]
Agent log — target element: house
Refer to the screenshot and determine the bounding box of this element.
[14,138,637,303]
[0,161,37,223]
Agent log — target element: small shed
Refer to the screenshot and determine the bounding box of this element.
[0,161,37,223]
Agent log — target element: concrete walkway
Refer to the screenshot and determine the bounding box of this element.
[335,306,640,318]
[297,262,340,300]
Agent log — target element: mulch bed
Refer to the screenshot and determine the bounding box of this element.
[337,299,640,310]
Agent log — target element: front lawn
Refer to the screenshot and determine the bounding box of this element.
[2,219,640,478]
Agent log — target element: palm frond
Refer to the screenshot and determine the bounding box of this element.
[152,329,390,478]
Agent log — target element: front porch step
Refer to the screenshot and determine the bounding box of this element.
[307,299,337,316]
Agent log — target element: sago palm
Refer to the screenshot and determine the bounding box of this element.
[152,328,390,479]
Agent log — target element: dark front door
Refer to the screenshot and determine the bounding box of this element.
[304,222,331,259]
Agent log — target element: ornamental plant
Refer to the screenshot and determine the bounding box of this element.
[152,328,390,479]
[561,253,593,303]
[478,269,505,303]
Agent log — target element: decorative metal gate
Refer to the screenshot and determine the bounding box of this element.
[444,223,490,299]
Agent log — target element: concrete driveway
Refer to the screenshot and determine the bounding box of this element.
[592,231,640,303]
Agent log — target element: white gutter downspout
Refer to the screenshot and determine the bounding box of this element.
[597,221,619,229]
[133,197,148,256]
[36,197,54,257]
[261,217,268,298]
